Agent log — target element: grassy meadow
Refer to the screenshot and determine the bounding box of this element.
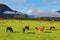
[0,20,60,40]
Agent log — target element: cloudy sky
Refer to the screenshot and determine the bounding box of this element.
[0,0,60,17]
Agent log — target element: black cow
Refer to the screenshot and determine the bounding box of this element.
[6,27,13,32]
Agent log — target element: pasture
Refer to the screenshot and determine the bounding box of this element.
[0,20,60,40]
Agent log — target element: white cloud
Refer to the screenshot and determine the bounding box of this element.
[4,11,15,14]
[26,10,33,15]
[20,8,33,15]
[22,8,60,17]
[30,9,60,17]
[21,8,60,17]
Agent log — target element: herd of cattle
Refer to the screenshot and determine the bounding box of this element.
[6,25,55,33]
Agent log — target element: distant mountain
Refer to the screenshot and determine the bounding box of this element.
[0,3,32,19]
[0,3,19,18]
[0,3,35,19]
[28,15,35,18]
[0,3,18,17]
[0,4,15,13]
[57,10,60,13]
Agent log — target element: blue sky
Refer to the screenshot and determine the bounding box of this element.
[1,0,60,11]
[0,0,60,17]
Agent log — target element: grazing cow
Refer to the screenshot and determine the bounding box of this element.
[39,26,45,32]
[25,25,29,30]
[22,25,29,33]
[6,27,13,32]
[50,26,55,30]
[23,28,25,33]
[35,26,45,33]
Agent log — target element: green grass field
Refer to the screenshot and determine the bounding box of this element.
[0,20,60,40]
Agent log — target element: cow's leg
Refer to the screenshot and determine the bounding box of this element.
[23,28,25,33]
[50,27,52,30]
[11,27,13,32]
[6,28,8,32]
[11,29,13,32]
[10,29,13,32]
[53,27,55,30]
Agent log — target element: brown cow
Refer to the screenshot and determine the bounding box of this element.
[35,26,45,33]
[39,26,45,32]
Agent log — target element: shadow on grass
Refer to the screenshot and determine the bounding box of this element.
[44,29,59,33]
[12,31,20,33]
[45,29,50,30]
[46,29,59,31]
[54,29,59,31]
[44,31,52,33]
[27,32,35,34]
